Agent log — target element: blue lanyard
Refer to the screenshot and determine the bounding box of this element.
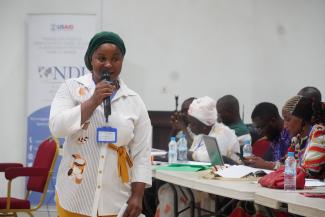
[194,136,204,151]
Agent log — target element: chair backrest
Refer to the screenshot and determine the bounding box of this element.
[27,137,58,193]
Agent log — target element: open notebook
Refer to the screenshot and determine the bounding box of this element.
[214,165,272,178]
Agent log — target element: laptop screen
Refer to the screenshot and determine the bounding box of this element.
[202,135,224,166]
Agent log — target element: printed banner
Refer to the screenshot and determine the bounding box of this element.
[26,14,96,205]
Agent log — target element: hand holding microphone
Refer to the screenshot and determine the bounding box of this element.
[89,70,115,122]
[101,70,111,122]
[91,77,114,104]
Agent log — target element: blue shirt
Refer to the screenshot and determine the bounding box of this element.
[270,128,291,162]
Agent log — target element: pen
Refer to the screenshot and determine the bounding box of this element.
[194,138,204,151]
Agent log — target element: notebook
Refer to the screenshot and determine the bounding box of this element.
[201,135,224,166]
[215,165,271,178]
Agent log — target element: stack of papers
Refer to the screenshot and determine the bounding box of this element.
[215,165,272,178]
[305,179,325,187]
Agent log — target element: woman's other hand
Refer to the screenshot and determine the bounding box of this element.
[123,195,143,217]
[123,182,145,217]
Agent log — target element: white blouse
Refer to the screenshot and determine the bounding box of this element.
[49,73,152,216]
[190,122,240,163]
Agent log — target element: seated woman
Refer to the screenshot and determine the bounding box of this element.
[187,96,240,163]
[282,95,325,178]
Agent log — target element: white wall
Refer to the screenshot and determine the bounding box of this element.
[104,0,325,121]
[1,0,325,195]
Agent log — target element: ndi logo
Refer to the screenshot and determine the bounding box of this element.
[50,24,74,31]
[38,66,87,80]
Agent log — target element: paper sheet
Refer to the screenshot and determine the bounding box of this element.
[151,148,167,156]
[215,165,272,178]
[305,179,325,187]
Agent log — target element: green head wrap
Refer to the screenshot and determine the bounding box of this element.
[84,31,126,71]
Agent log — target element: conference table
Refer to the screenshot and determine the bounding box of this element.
[152,168,325,217]
[255,188,325,217]
[152,169,260,201]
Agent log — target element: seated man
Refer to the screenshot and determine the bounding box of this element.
[187,96,240,163]
[243,102,291,170]
[216,95,250,137]
[298,86,322,102]
[298,86,325,124]
[216,95,251,154]
[170,97,196,144]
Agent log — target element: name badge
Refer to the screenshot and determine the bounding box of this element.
[96,127,117,143]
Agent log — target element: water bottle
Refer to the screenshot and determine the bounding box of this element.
[242,139,252,157]
[177,133,188,162]
[284,152,296,191]
[168,137,178,164]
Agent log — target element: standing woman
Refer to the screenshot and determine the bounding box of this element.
[282,95,325,179]
[50,32,152,217]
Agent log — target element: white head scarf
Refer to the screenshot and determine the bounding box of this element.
[188,96,217,126]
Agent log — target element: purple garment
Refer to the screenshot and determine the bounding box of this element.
[270,128,291,162]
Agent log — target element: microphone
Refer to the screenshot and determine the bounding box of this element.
[101,70,111,122]
[175,95,179,111]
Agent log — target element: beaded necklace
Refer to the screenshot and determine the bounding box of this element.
[288,127,312,165]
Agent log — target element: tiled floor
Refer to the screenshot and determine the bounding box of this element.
[33,211,57,217]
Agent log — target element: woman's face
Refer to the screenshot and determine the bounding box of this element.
[187,116,210,135]
[282,110,303,137]
[91,43,124,83]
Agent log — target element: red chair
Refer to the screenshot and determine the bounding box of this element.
[0,137,59,217]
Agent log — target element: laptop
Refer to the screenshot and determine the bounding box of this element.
[201,135,224,166]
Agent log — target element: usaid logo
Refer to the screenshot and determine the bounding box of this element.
[50,24,74,31]
[38,66,87,80]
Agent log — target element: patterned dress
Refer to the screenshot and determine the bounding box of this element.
[301,124,325,178]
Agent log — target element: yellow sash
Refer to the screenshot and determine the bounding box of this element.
[107,144,133,183]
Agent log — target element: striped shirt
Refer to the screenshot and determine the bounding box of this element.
[301,124,325,178]
[49,73,152,216]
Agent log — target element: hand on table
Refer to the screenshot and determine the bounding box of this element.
[243,155,274,170]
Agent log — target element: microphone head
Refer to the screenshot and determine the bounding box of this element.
[101,69,111,81]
